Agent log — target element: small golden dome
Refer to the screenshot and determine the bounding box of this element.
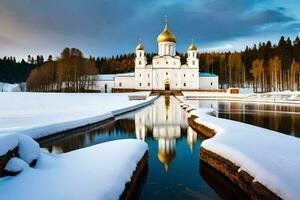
[136,43,144,51]
[157,24,176,43]
[188,43,197,51]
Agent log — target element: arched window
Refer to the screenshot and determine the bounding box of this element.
[166,72,168,75]
[183,83,186,86]
[147,83,150,86]
[184,74,186,77]
[139,61,141,65]
[192,60,195,65]
[139,83,142,87]
[119,82,122,87]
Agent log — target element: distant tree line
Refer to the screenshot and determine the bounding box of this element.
[26,48,98,92]
[0,56,40,83]
[198,36,300,92]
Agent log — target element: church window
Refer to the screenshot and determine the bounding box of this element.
[193,52,195,57]
[140,52,142,57]
[139,61,141,65]
[157,62,159,65]
[192,61,195,65]
[166,61,168,65]
[183,83,186,86]
[211,82,213,86]
[139,83,142,87]
[148,83,150,86]
[148,73,150,78]
[184,74,186,77]
[139,74,141,77]
[166,72,168,75]
[119,82,122,87]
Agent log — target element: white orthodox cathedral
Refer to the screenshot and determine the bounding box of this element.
[96,19,218,92]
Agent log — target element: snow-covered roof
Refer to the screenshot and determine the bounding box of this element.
[115,72,135,77]
[199,72,218,77]
[96,74,115,81]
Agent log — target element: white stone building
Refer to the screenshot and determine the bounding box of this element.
[95,20,218,92]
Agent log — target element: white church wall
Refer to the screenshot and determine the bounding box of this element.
[95,80,115,93]
[135,68,153,90]
[115,76,135,89]
[199,76,219,90]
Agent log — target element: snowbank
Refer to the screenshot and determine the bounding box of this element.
[187,106,300,199]
[0,139,148,200]
[0,134,40,176]
[0,82,23,92]
[0,92,156,139]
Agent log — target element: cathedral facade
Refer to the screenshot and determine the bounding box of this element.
[96,21,218,92]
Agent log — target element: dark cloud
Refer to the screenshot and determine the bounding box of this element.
[0,0,299,59]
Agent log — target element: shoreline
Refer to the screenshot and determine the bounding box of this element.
[187,113,280,199]
[37,95,159,143]
[174,96,286,199]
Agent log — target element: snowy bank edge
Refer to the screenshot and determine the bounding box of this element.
[0,139,149,200]
[13,95,159,140]
[178,98,298,200]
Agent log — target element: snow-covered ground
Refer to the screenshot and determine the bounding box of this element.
[186,104,300,200]
[0,92,156,139]
[183,90,300,104]
[0,82,22,92]
[0,137,148,200]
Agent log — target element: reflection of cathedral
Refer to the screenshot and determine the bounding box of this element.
[135,96,196,171]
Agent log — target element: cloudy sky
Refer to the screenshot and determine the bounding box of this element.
[1,0,300,60]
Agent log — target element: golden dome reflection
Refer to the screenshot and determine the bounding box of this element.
[157,24,176,43]
[157,151,176,172]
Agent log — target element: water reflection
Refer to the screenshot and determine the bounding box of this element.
[40,96,221,200]
[187,100,300,138]
[135,96,190,170]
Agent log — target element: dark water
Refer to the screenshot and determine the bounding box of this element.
[41,96,247,200]
[187,100,300,138]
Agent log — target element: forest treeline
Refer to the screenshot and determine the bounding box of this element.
[199,36,300,92]
[26,48,98,92]
[0,56,38,83]
[1,36,300,92]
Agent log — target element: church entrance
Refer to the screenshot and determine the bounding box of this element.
[164,80,170,91]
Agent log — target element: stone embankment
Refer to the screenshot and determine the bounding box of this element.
[176,98,282,200]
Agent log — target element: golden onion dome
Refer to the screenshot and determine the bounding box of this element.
[157,24,176,43]
[188,43,197,51]
[136,43,144,51]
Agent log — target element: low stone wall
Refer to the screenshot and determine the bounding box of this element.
[120,151,148,200]
[0,147,18,177]
[187,115,282,200]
